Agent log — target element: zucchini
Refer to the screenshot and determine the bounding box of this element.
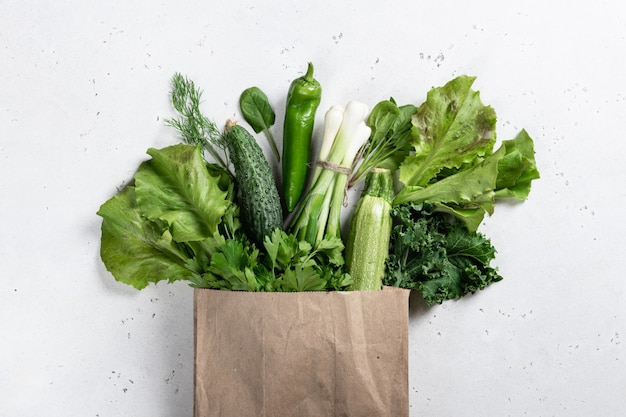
[346,168,394,291]
[225,121,283,246]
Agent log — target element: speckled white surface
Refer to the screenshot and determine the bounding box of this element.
[2,1,625,416]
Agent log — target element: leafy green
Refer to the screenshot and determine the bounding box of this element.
[190,229,351,292]
[494,129,541,200]
[134,145,231,242]
[399,75,497,187]
[383,203,502,305]
[349,99,416,187]
[428,128,540,231]
[204,238,262,291]
[98,186,202,289]
[97,144,235,289]
[264,230,351,291]
[395,145,503,211]
[393,76,539,231]
[239,86,280,160]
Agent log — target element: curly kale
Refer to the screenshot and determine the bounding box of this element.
[383,203,502,305]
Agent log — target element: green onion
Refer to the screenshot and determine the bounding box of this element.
[288,101,371,247]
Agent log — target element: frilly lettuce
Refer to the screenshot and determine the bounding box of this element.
[399,75,497,187]
[97,144,234,289]
[379,75,540,303]
[394,75,540,231]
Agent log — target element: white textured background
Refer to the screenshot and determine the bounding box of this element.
[2,1,625,416]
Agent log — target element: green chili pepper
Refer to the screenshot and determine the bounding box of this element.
[282,62,322,212]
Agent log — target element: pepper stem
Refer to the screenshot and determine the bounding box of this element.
[304,62,315,81]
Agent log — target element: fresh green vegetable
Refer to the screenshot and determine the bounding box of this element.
[345,168,394,291]
[165,73,231,174]
[493,129,541,200]
[224,120,283,246]
[399,75,497,188]
[282,62,322,212]
[98,70,539,303]
[289,101,372,246]
[395,144,505,230]
[393,75,539,231]
[399,129,541,231]
[97,144,235,289]
[239,86,280,161]
[190,228,351,292]
[373,76,539,301]
[349,99,416,188]
[97,142,350,292]
[383,202,502,305]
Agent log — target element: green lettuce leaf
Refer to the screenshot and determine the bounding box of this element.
[430,204,489,234]
[494,129,540,200]
[395,145,503,206]
[399,75,497,187]
[394,144,506,230]
[134,144,231,242]
[97,143,234,289]
[428,126,541,229]
[97,186,200,289]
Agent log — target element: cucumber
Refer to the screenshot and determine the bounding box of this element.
[225,121,283,245]
[346,168,394,291]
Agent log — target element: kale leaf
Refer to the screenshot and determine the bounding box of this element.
[383,203,502,305]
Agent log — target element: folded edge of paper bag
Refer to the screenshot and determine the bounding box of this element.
[194,287,410,417]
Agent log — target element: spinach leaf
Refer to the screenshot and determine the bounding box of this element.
[239,86,280,160]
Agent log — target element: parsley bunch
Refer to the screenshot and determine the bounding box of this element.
[189,229,351,292]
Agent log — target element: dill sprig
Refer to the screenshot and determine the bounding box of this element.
[165,73,230,172]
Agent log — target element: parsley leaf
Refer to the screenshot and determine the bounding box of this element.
[190,228,351,292]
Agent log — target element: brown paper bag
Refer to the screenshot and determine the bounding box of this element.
[194,286,410,417]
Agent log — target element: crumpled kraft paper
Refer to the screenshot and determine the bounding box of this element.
[194,286,410,417]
